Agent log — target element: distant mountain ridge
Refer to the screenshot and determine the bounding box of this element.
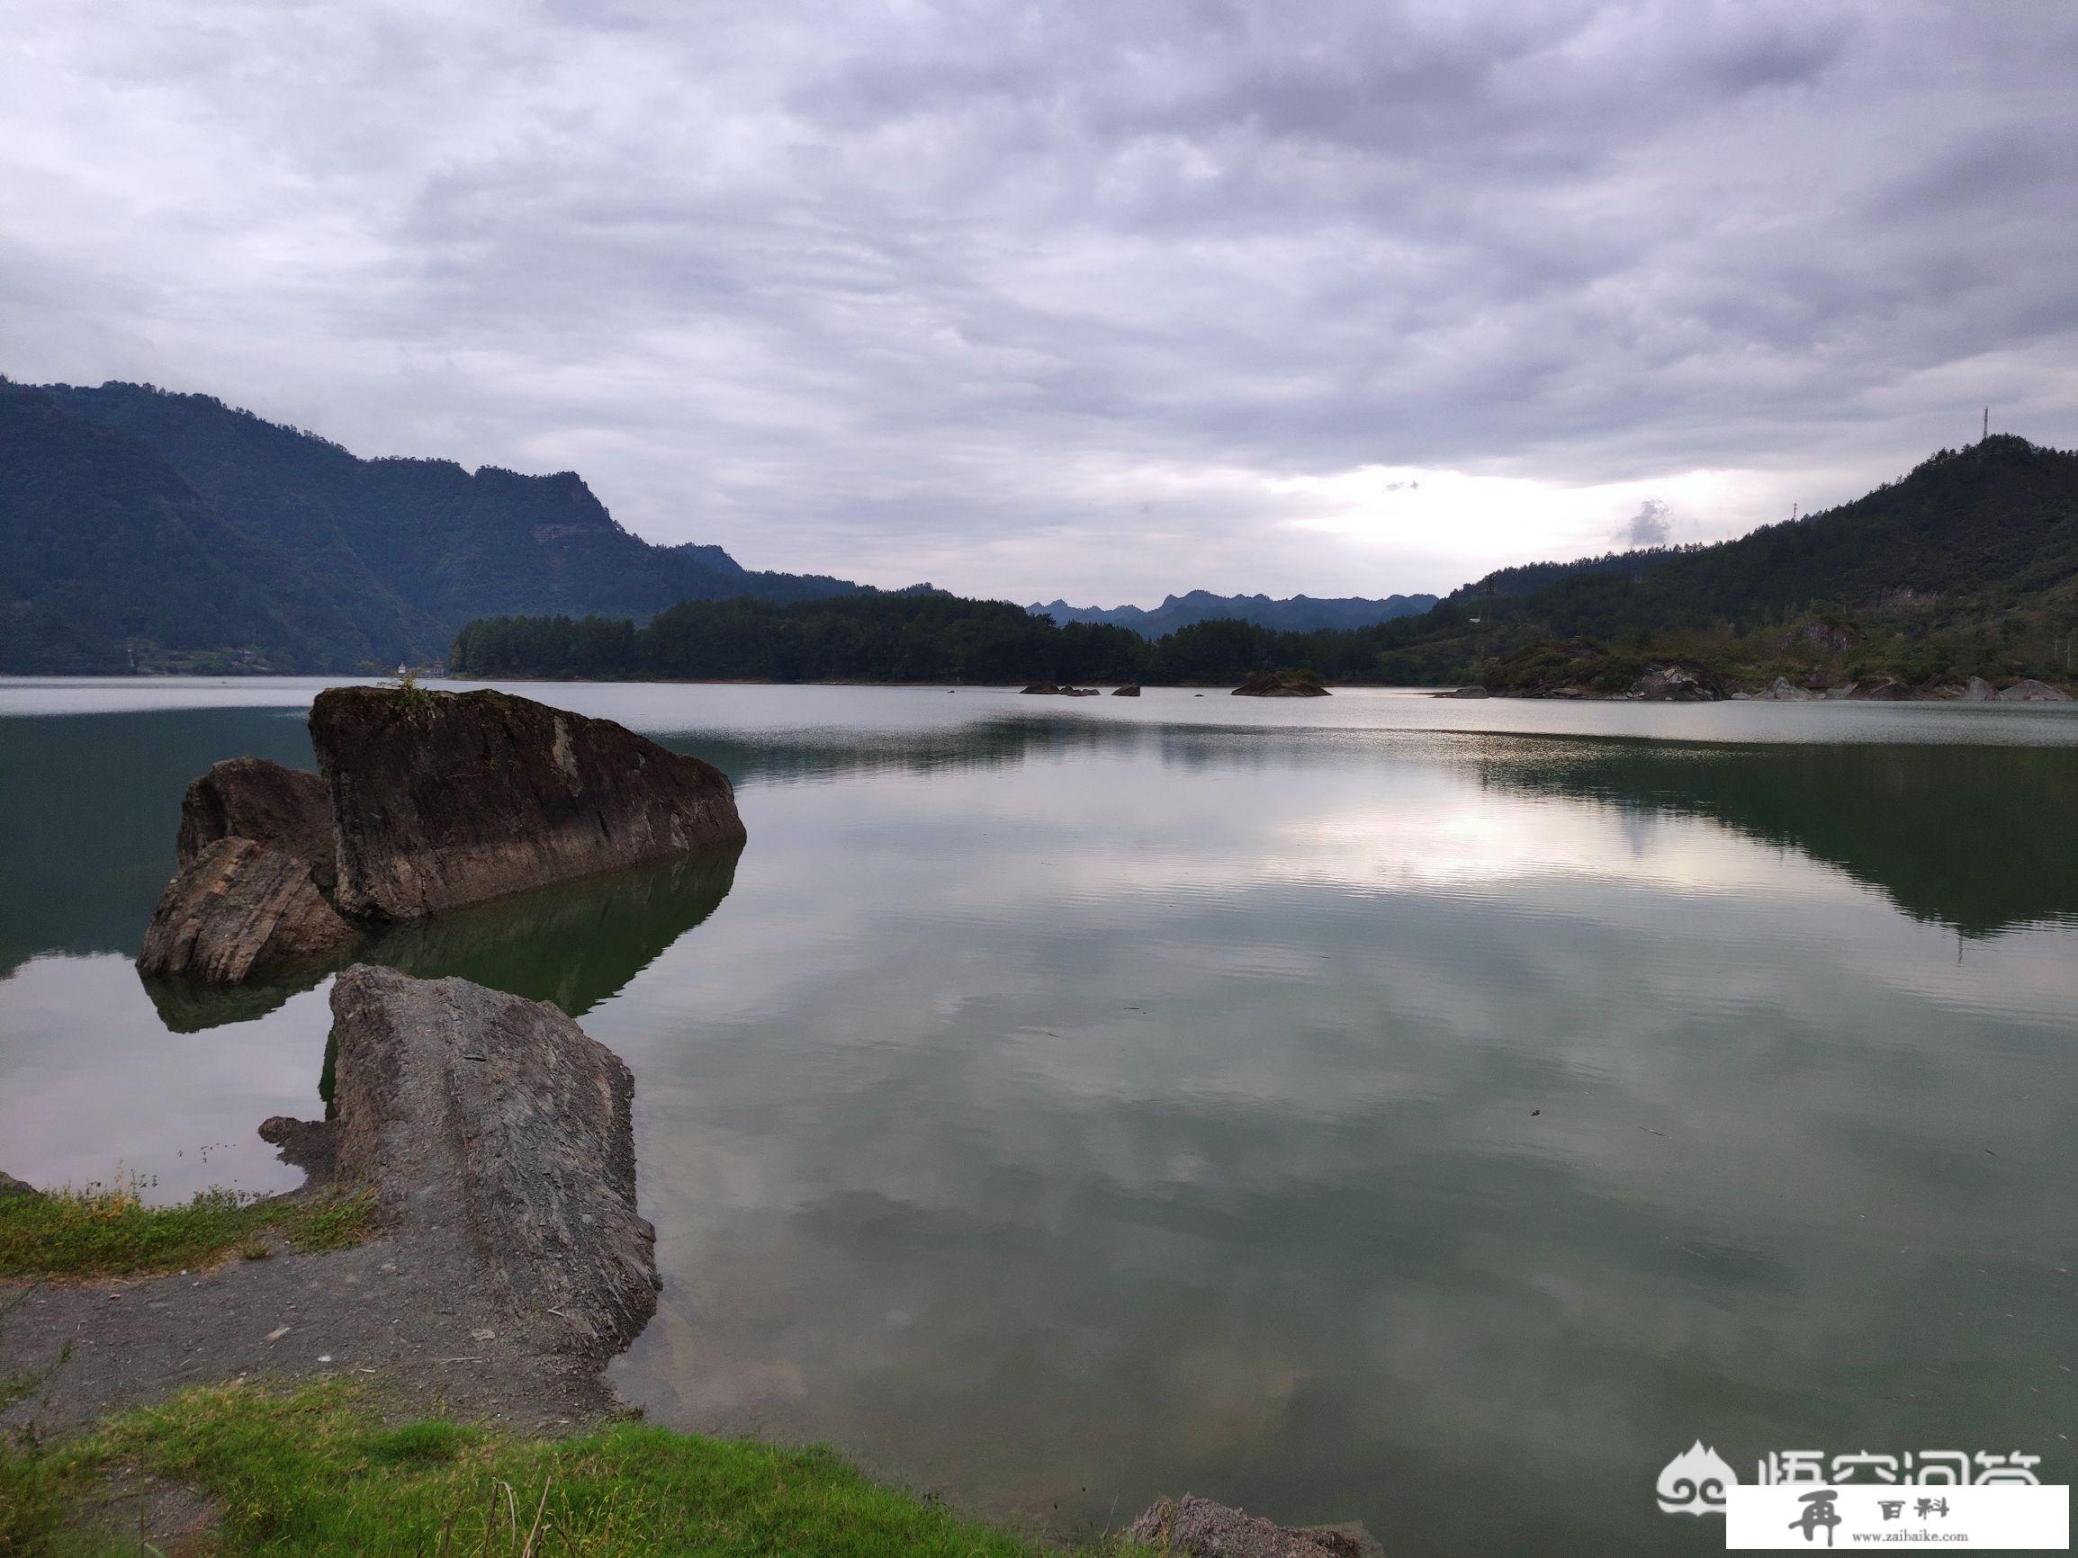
[1,378,867,672]
[1029,589,1438,638]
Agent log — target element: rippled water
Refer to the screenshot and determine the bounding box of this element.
[2,678,2074,1555]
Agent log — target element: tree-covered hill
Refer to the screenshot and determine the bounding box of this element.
[1028,588,1438,638]
[452,593,1149,685]
[451,435,2078,692]
[1363,434,2078,688]
[0,382,426,672]
[3,379,868,672]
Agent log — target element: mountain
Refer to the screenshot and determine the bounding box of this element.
[0,381,427,673]
[452,434,2076,690]
[1365,434,2078,688]
[1028,589,1438,638]
[2,379,864,673]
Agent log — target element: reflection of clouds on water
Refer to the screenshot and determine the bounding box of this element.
[3,687,2075,1555]
[0,955,330,1200]
[599,754,2076,1554]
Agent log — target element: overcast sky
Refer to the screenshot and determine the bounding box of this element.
[5,2,2075,605]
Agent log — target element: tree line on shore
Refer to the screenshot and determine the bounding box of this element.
[450,435,2078,691]
[446,592,1447,685]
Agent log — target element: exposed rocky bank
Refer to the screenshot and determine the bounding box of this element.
[1,967,658,1435]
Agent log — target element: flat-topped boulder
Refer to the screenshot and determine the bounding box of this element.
[324,965,660,1358]
[312,686,746,921]
[136,837,358,983]
[177,756,337,891]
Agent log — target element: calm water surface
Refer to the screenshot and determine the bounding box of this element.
[2,678,2074,1555]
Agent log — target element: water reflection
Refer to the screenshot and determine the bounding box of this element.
[0,707,315,975]
[3,691,2075,1556]
[368,845,741,1016]
[140,846,744,1034]
[1474,739,2078,936]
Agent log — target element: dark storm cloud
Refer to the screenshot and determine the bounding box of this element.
[2,1,2074,602]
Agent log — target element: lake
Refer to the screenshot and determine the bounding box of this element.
[1,678,2073,1555]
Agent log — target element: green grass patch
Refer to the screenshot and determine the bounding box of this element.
[5,1380,1146,1556]
[0,1180,376,1279]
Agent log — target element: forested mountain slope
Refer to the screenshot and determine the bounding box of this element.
[4,379,864,671]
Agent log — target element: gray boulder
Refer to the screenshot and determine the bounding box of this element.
[1630,663,1721,701]
[136,837,357,983]
[312,687,745,922]
[1995,678,2072,702]
[1758,676,1816,702]
[325,965,660,1358]
[1129,1496,1384,1558]
[176,756,337,891]
[1112,684,1142,696]
[1962,675,1996,701]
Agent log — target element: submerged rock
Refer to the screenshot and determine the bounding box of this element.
[1433,686,1490,699]
[1112,683,1142,696]
[311,686,745,922]
[177,756,337,892]
[1128,1496,1384,1558]
[1233,669,1330,697]
[324,965,660,1358]
[136,837,357,983]
[1996,678,2072,702]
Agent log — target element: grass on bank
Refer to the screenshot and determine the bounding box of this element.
[0,1180,375,1280]
[0,1380,1148,1556]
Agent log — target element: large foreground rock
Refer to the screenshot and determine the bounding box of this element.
[312,687,746,921]
[136,837,357,983]
[327,965,660,1357]
[176,756,337,891]
[1129,1496,1384,1558]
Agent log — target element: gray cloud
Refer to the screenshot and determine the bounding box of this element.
[1618,499,1672,549]
[2,1,2074,604]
